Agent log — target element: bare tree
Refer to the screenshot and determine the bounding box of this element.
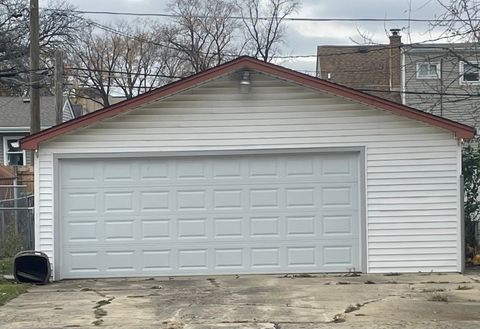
[69,22,184,107]
[433,0,480,43]
[69,26,121,107]
[163,0,241,73]
[0,0,81,94]
[236,0,299,62]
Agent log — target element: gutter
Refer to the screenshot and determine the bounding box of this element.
[0,126,52,133]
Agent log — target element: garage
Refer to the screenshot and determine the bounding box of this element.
[60,152,361,278]
[21,57,475,279]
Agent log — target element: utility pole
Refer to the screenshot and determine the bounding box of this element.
[54,50,64,125]
[29,0,40,134]
[440,58,444,117]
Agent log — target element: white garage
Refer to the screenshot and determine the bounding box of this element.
[22,57,475,279]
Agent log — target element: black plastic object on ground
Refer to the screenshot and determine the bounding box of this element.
[13,251,51,284]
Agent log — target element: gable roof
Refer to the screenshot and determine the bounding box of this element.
[20,56,475,150]
[0,97,56,130]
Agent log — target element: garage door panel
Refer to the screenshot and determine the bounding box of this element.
[63,192,98,214]
[287,247,317,267]
[140,160,170,180]
[176,160,208,180]
[323,215,354,235]
[60,152,361,278]
[324,246,354,266]
[62,164,97,184]
[104,250,137,272]
[142,250,172,271]
[140,191,170,211]
[141,219,171,239]
[214,248,244,268]
[214,217,244,238]
[64,220,100,242]
[62,242,360,278]
[103,162,134,182]
[63,213,359,243]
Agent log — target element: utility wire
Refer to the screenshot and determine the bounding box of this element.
[66,67,183,79]
[40,7,480,23]
[85,18,479,60]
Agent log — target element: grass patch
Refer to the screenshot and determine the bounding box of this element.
[0,258,28,306]
[0,258,13,276]
[0,281,28,306]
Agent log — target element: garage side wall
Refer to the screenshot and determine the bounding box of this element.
[35,72,462,275]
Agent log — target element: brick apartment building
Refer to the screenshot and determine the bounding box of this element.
[316,29,402,103]
[316,30,480,128]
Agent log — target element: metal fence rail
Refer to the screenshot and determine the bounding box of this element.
[0,185,34,256]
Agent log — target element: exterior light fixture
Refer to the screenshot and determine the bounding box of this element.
[240,71,251,85]
[239,70,251,93]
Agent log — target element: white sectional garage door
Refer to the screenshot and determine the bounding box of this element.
[59,152,361,278]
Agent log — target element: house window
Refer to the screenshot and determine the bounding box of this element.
[3,137,26,166]
[416,62,440,79]
[460,61,480,84]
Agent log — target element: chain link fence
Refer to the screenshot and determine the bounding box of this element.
[0,185,34,257]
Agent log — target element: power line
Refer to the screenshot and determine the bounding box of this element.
[66,67,184,79]
[85,18,479,61]
[40,7,480,23]
[359,88,480,97]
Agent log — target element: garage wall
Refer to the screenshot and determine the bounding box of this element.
[35,71,462,274]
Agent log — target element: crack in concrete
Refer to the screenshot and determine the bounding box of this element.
[466,276,480,283]
[161,308,185,329]
[79,287,115,326]
[332,294,406,323]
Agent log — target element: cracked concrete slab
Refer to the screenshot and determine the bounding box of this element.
[0,272,479,328]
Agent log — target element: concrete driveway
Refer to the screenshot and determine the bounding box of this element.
[1,272,480,329]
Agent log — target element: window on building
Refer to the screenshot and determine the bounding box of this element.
[416,62,440,79]
[3,137,26,166]
[460,61,480,84]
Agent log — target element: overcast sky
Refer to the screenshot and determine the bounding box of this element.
[45,0,447,73]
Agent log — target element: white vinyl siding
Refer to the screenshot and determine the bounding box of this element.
[62,101,75,122]
[35,71,462,276]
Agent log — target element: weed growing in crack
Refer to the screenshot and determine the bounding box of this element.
[428,293,448,302]
[421,288,446,293]
[93,297,114,309]
[344,304,361,313]
[456,285,473,290]
[332,313,346,323]
[94,308,107,319]
[384,272,401,276]
[92,319,103,326]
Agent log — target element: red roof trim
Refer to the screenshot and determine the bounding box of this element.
[21,56,475,150]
